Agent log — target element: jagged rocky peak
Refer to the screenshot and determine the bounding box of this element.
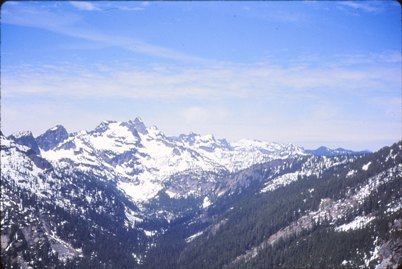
[9,130,32,139]
[146,125,167,141]
[8,130,41,155]
[92,117,149,137]
[36,125,69,151]
[177,132,201,144]
[175,132,231,149]
[180,132,213,143]
[285,143,307,154]
[124,117,148,135]
[92,120,117,134]
[200,133,215,142]
[217,137,232,150]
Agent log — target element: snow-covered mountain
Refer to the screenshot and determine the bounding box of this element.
[2,118,400,269]
[8,131,41,155]
[1,133,149,268]
[36,125,69,151]
[30,118,306,204]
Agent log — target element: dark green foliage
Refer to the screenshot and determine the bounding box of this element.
[141,141,402,269]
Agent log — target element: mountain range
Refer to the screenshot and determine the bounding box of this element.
[305,146,371,157]
[1,118,400,269]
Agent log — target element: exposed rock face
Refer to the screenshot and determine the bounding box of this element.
[36,125,69,151]
[8,131,41,155]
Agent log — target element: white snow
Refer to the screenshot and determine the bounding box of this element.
[10,131,32,138]
[1,136,66,200]
[132,253,143,264]
[118,181,162,203]
[143,230,156,237]
[363,237,380,267]
[232,164,402,266]
[261,172,299,193]
[385,200,402,214]
[335,215,375,232]
[49,126,61,131]
[385,149,398,162]
[217,190,226,197]
[165,190,179,199]
[35,119,309,204]
[202,197,212,208]
[185,231,204,243]
[260,155,354,194]
[125,207,143,228]
[362,162,371,171]
[346,170,357,178]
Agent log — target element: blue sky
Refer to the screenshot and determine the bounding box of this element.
[1,1,401,150]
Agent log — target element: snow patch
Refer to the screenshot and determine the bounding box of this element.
[202,197,212,208]
[165,190,179,199]
[124,207,142,228]
[185,231,204,243]
[10,131,32,139]
[385,201,402,214]
[118,181,162,204]
[362,162,371,171]
[346,170,357,178]
[132,253,143,264]
[144,230,157,237]
[261,172,299,193]
[335,215,375,232]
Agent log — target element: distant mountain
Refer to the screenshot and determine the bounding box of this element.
[305,146,371,156]
[1,118,400,269]
[36,117,307,204]
[8,131,41,155]
[36,124,69,151]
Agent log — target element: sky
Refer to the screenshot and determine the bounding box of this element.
[1,1,401,151]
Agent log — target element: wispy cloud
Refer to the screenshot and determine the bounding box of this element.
[2,1,400,150]
[2,3,204,63]
[2,57,400,150]
[329,51,402,66]
[3,55,400,101]
[69,1,100,11]
[241,6,309,24]
[337,1,385,14]
[70,1,146,12]
[116,6,145,11]
[180,106,229,125]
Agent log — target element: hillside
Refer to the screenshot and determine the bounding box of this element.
[1,119,400,269]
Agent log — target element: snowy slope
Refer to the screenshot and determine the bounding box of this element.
[38,118,307,204]
[1,133,148,268]
[2,121,401,269]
